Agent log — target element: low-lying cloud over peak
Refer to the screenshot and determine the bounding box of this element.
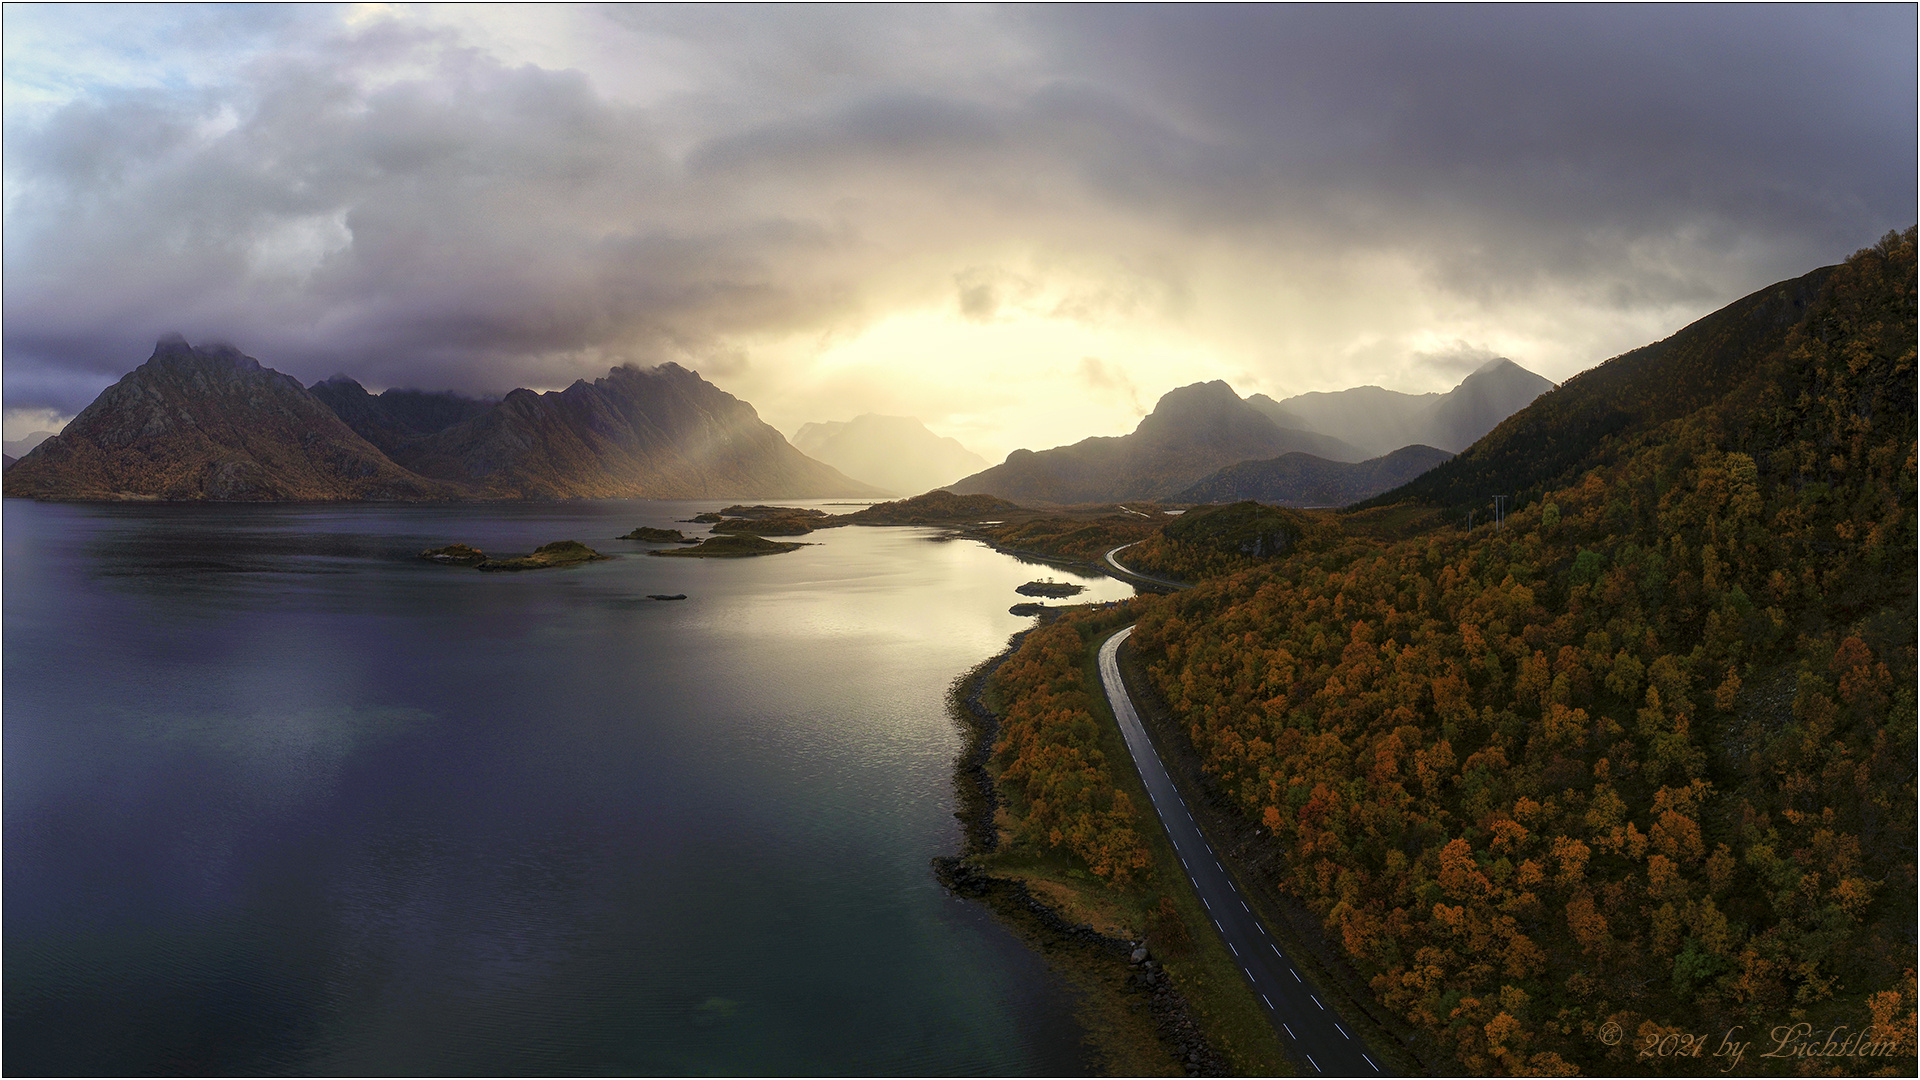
[5,5,1912,453]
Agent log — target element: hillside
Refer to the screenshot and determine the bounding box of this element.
[950,380,1366,504]
[1125,231,1918,1074]
[391,363,880,499]
[1174,444,1453,507]
[2,336,460,501]
[1250,359,1554,458]
[1356,269,1836,516]
[308,376,495,458]
[791,414,987,496]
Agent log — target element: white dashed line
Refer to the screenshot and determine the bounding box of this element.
[1262,994,1273,1009]
[1363,1052,1380,1071]
[1228,942,1238,957]
[1271,944,1282,956]
[1291,970,1301,982]
[1337,1024,1350,1039]
[1241,900,1250,912]
[1283,1023,1295,1039]
[1306,1052,1320,1073]
[1312,995,1323,1009]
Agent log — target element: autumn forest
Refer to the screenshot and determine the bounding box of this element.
[982,232,1917,1075]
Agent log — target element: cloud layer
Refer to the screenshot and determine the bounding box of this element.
[5,5,1913,454]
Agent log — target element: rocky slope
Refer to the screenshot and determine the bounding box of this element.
[307,376,494,458]
[948,380,1365,504]
[8,341,882,502]
[3,336,460,501]
[390,363,882,499]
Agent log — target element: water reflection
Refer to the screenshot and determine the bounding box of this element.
[6,500,1129,1074]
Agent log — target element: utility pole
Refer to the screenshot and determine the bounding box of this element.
[1493,495,1508,530]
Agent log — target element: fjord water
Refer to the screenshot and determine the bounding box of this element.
[4,500,1133,1075]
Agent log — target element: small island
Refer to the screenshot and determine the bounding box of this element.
[1015,579,1085,598]
[650,534,805,558]
[420,540,613,572]
[620,526,697,543]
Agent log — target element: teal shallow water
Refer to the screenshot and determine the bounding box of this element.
[3,500,1134,1075]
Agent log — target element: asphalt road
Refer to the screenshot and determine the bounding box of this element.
[1102,542,1188,591]
[1098,626,1387,1076]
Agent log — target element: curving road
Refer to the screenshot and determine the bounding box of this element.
[1098,626,1386,1076]
[1103,541,1188,591]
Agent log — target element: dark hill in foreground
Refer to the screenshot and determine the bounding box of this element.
[1175,443,1453,506]
[1127,230,1918,1075]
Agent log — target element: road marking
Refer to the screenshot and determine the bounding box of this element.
[1337,1024,1350,1038]
[1312,995,1324,1010]
[1262,994,1273,1009]
[1363,1052,1380,1071]
[1259,924,1269,937]
[1241,900,1250,912]
[1228,942,1237,957]
[1202,897,1210,910]
[1283,1023,1295,1039]
[1292,970,1301,982]
[1271,944,1281,956]
[1305,1051,1320,1072]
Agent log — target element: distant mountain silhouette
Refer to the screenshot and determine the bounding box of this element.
[1255,359,1555,457]
[949,380,1365,504]
[791,414,987,496]
[1356,268,1838,514]
[308,377,494,458]
[1175,443,1454,506]
[2,431,55,459]
[389,363,883,499]
[3,336,459,500]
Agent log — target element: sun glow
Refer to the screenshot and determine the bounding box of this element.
[742,305,1239,465]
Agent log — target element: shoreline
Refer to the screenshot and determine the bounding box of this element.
[934,619,1230,1077]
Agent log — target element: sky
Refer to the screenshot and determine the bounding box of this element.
[4,4,1914,459]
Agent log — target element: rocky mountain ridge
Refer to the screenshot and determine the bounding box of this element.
[5,338,878,501]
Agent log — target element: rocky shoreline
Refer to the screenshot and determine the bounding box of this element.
[935,627,1228,1077]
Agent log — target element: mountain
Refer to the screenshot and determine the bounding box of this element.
[3,431,55,459]
[1173,443,1454,506]
[390,363,883,499]
[790,414,987,496]
[948,380,1367,504]
[1124,230,1917,1076]
[1255,359,1555,457]
[2,336,459,501]
[308,377,494,458]
[1356,267,1837,514]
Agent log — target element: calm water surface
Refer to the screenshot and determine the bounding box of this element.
[4,500,1135,1075]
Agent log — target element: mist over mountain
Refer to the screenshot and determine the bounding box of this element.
[1254,358,1555,457]
[791,414,987,496]
[392,363,882,499]
[3,336,459,500]
[308,377,496,459]
[1175,443,1454,507]
[5,340,882,502]
[949,380,1365,504]
[3,431,55,459]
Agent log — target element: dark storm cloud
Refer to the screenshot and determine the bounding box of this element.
[3,4,1912,417]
